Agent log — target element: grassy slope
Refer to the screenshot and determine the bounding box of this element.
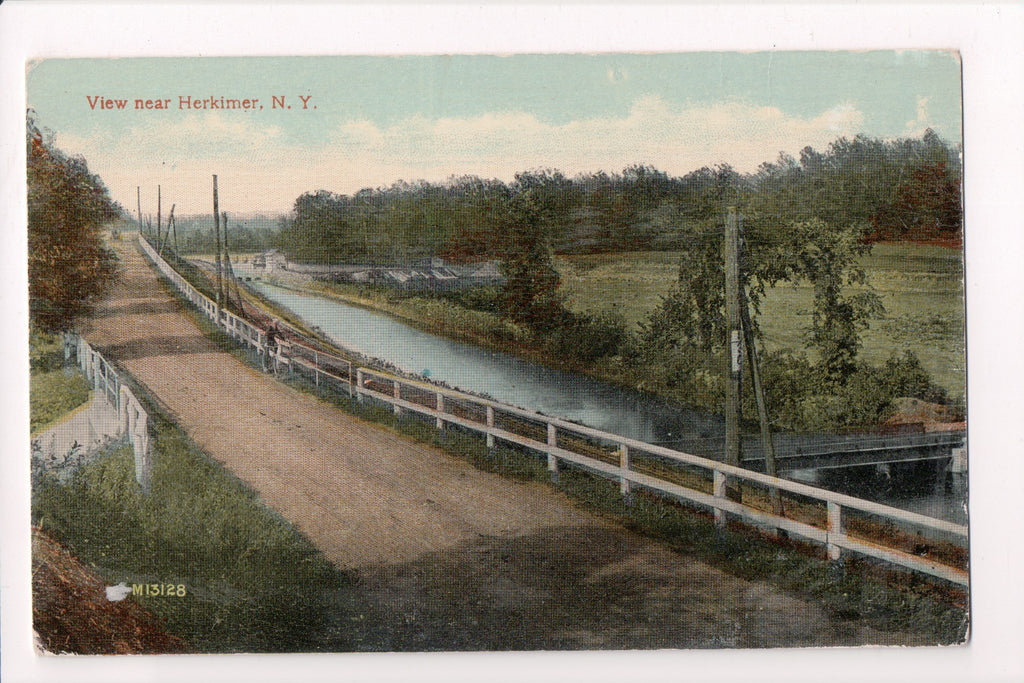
[32,414,354,653]
[557,243,966,397]
[30,323,352,652]
[29,332,91,434]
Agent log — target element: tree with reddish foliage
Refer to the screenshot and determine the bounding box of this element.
[866,130,963,243]
[28,113,119,332]
[883,160,963,242]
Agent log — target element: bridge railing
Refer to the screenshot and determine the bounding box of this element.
[139,235,969,587]
[63,332,154,490]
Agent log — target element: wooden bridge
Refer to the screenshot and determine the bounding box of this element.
[662,430,966,473]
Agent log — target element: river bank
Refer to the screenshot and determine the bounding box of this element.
[233,247,963,437]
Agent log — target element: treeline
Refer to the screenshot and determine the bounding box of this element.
[169,215,283,254]
[278,130,961,265]
[271,129,962,431]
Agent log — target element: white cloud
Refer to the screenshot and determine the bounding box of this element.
[904,95,934,137]
[55,97,867,216]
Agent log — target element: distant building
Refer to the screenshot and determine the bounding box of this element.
[302,257,504,291]
[257,249,287,272]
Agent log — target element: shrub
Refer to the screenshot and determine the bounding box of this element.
[746,351,816,431]
[881,350,949,404]
[545,310,631,365]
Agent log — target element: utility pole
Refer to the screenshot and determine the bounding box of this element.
[213,175,224,310]
[160,204,175,258]
[740,285,784,516]
[156,185,162,252]
[170,205,178,254]
[221,211,244,313]
[723,207,743,502]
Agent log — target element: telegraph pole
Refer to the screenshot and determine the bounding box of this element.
[160,204,175,258]
[170,205,178,254]
[213,175,224,310]
[221,211,243,313]
[156,185,162,252]
[723,207,743,501]
[740,287,784,516]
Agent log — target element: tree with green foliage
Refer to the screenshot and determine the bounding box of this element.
[499,189,564,333]
[27,114,119,332]
[786,219,884,385]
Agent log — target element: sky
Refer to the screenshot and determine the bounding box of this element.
[26,52,962,217]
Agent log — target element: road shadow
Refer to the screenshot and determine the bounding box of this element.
[312,523,893,651]
[92,299,184,318]
[98,334,213,361]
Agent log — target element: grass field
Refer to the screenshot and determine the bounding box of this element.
[557,243,966,397]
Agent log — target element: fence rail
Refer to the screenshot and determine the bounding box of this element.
[138,236,969,587]
[63,332,153,489]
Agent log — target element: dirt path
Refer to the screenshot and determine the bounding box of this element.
[79,239,912,649]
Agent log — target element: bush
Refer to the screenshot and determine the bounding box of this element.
[739,350,951,432]
[30,329,66,373]
[746,351,816,431]
[842,363,898,426]
[881,350,949,404]
[545,310,631,365]
[442,285,503,315]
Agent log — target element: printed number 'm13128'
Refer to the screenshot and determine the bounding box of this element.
[133,584,186,597]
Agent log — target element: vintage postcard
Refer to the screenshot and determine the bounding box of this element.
[25,49,969,651]
[5,4,1024,682]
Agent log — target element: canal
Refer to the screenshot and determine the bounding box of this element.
[249,281,966,524]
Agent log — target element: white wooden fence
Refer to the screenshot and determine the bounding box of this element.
[64,333,153,489]
[139,236,969,587]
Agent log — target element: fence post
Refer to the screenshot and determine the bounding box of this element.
[119,387,130,434]
[827,501,843,561]
[314,351,320,389]
[393,380,402,415]
[713,470,727,528]
[486,406,495,449]
[435,392,444,430]
[619,444,632,500]
[356,368,364,403]
[348,362,354,398]
[129,406,140,470]
[547,423,559,483]
[135,411,151,491]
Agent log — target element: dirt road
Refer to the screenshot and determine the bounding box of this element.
[80,240,912,650]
